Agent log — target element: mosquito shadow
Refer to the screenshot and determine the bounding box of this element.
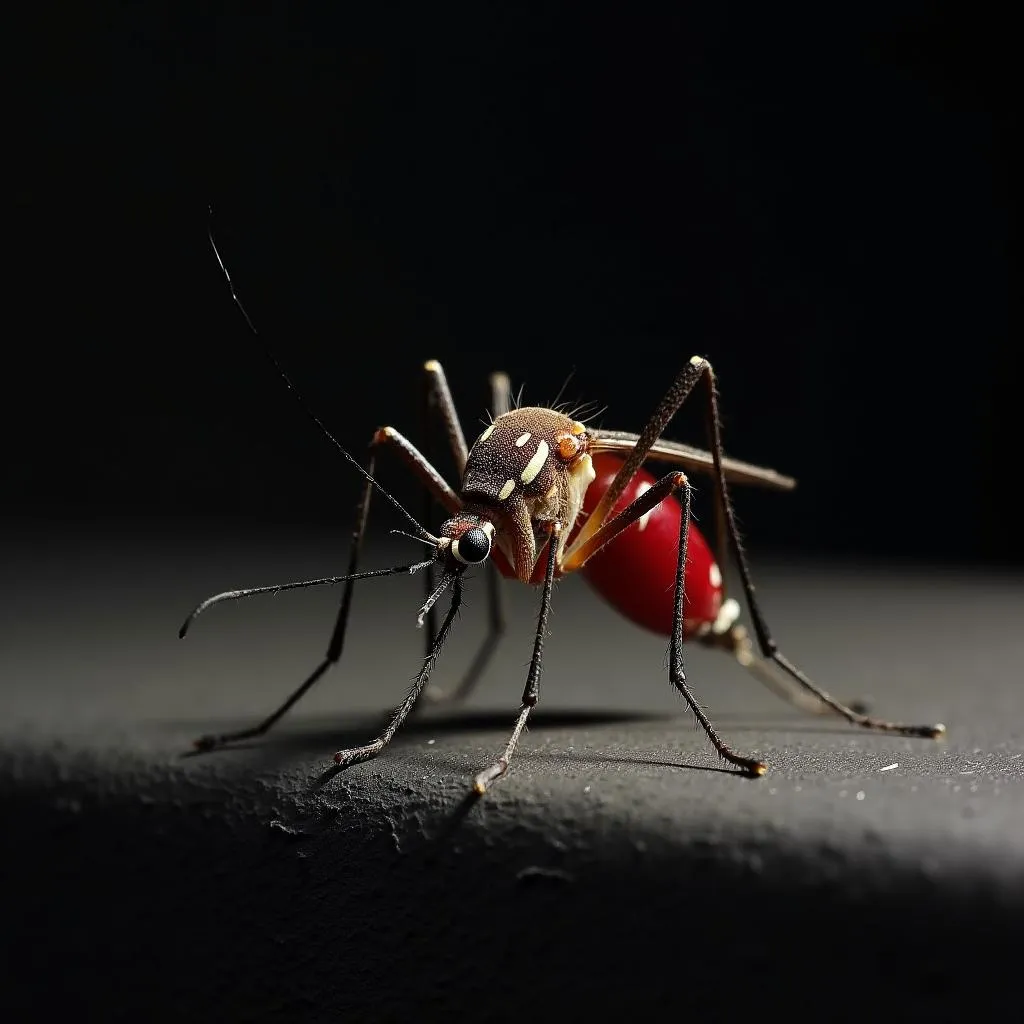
[173,717,384,763]
[696,712,877,737]
[394,747,757,857]
[420,789,484,853]
[171,706,883,774]
[536,749,753,778]
[171,707,678,762]
[311,759,350,791]
[404,707,675,733]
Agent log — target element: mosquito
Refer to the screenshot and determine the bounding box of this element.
[181,231,945,795]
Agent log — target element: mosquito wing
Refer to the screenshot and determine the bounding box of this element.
[588,429,796,491]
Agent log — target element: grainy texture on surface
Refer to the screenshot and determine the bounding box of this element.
[3,529,1022,1020]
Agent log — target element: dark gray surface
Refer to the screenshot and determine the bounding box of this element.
[3,527,1023,1020]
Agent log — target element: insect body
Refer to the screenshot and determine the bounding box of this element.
[183,348,945,797]
[187,232,944,794]
[450,414,842,719]
[484,443,723,629]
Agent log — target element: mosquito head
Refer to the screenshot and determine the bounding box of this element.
[455,408,596,582]
[408,514,495,629]
[437,515,496,567]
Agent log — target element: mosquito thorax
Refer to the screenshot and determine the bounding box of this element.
[463,408,591,505]
[461,408,596,581]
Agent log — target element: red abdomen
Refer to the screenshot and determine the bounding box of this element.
[579,454,723,636]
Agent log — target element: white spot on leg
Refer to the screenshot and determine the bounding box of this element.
[498,479,516,501]
[689,355,705,367]
[712,598,741,634]
[709,562,722,588]
[520,439,549,484]
[514,432,532,447]
[635,481,653,530]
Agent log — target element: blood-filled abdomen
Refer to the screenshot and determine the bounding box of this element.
[579,454,722,636]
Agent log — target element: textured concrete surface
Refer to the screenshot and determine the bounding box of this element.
[2,528,1023,1021]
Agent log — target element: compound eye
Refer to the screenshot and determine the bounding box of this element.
[452,526,492,564]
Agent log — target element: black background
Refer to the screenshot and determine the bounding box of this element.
[16,3,1015,563]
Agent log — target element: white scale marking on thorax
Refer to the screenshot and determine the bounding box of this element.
[520,439,549,485]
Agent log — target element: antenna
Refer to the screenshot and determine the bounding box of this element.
[206,207,436,544]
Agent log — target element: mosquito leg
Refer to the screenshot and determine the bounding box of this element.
[698,618,872,716]
[490,370,512,417]
[665,476,767,775]
[689,356,944,739]
[423,552,506,708]
[685,597,850,716]
[193,428,460,752]
[423,369,510,707]
[568,355,940,738]
[562,471,691,572]
[565,357,711,560]
[561,470,766,774]
[738,646,838,716]
[333,575,465,768]
[423,359,471,472]
[712,621,840,715]
[418,361,467,688]
[420,360,472,674]
[420,370,441,665]
[472,522,560,794]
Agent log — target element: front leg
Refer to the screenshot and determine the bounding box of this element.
[331,574,465,770]
[190,425,458,753]
[472,521,561,795]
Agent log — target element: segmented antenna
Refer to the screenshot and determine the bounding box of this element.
[207,208,437,544]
